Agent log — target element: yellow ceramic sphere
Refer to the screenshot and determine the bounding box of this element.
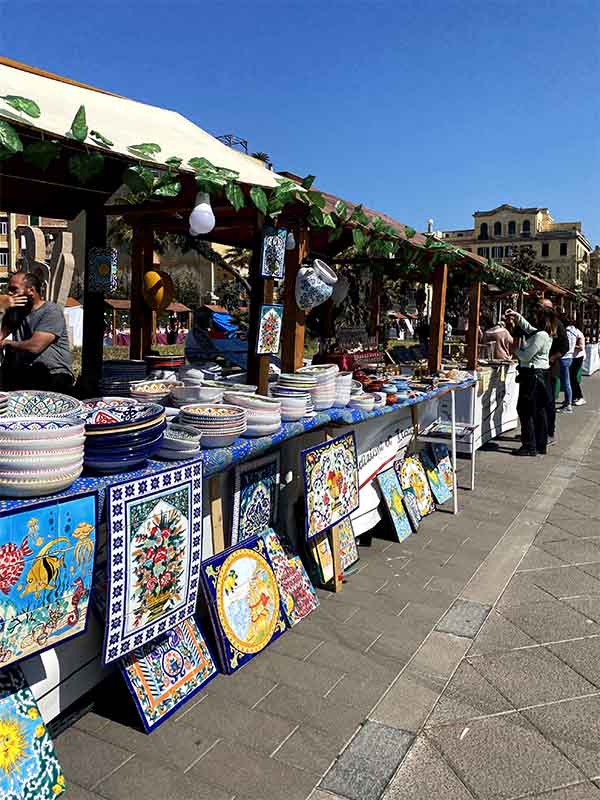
[142,270,175,311]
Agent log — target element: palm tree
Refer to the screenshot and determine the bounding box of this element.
[251,152,272,165]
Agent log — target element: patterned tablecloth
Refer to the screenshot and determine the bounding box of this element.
[0,380,476,515]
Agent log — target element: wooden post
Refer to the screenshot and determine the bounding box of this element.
[111,307,116,340]
[368,273,382,340]
[80,206,106,396]
[466,282,482,370]
[130,223,154,359]
[281,227,309,372]
[427,262,448,374]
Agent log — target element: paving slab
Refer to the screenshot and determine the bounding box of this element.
[524,566,600,599]
[425,660,513,727]
[381,737,474,800]
[468,610,538,656]
[435,599,490,639]
[369,668,447,732]
[548,638,600,688]
[53,728,133,791]
[500,597,600,643]
[529,784,600,800]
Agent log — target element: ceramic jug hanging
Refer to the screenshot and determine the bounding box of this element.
[313,259,338,286]
[295,266,333,311]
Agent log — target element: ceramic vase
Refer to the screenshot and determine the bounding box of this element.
[295,267,333,311]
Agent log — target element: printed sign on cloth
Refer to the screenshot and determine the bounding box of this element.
[420,451,452,505]
[231,453,280,545]
[0,665,66,799]
[396,455,435,518]
[301,432,359,540]
[262,529,318,626]
[333,518,359,570]
[87,247,118,293]
[256,304,284,355]
[431,444,455,493]
[376,467,413,542]
[309,532,334,584]
[104,462,203,664]
[0,492,97,669]
[260,226,287,278]
[201,535,287,674]
[120,616,218,732]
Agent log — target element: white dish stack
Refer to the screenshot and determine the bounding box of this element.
[297,364,339,411]
[269,386,310,422]
[349,393,376,413]
[333,371,353,407]
[156,423,202,461]
[179,404,247,448]
[223,392,282,438]
[170,385,224,407]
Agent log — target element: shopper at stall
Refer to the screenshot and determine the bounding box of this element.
[558,321,577,414]
[483,319,514,361]
[566,319,586,406]
[0,271,74,392]
[506,306,555,456]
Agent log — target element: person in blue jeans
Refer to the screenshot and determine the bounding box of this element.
[559,322,577,414]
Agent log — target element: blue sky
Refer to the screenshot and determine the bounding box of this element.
[2,0,599,243]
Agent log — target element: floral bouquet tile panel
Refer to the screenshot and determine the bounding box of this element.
[420,451,452,505]
[333,518,359,570]
[232,453,280,544]
[256,305,284,356]
[120,616,218,732]
[309,532,334,584]
[396,455,435,517]
[104,463,203,665]
[402,487,422,532]
[260,226,287,279]
[376,468,413,543]
[0,665,66,799]
[432,444,454,493]
[201,535,287,674]
[0,492,97,670]
[262,529,318,626]
[301,432,359,540]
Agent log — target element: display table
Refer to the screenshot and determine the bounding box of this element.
[583,343,600,376]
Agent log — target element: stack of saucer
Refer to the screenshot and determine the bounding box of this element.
[179,404,247,448]
[129,380,184,404]
[349,393,376,413]
[223,392,281,438]
[297,364,339,411]
[269,386,310,422]
[100,360,147,396]
[156,423,202,461]
[81,398,165,471]
[333,371,353,408]
[275,373,317,396]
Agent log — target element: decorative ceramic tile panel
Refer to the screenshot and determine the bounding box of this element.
[420,451,452,505]
[301,433,359,540]
[431,444,454,493]
[87,247,118,294]
[376,468,413,542]
[396,455,435,517]
[120,616,218,732]
[402,487,422,532]
[256,304,284,355]
[333,518,359,570]
[201,535,287,673]
[260,226,287,278]
[309,532,334,583]
[262,529,318,626]
[0,492,97,669]
[231,453,280,545]
[0,665,65,799]
[104,463,203,664]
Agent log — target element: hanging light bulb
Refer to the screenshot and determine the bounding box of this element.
[189,191,216,235]
[286,230,296,250]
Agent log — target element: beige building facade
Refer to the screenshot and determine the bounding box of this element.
[439,204,593,290]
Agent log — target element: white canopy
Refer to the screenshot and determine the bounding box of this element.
[0,59,281,188]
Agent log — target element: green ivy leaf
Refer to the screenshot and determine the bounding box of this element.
[334,200,349,220]
[352,228,368,252]
[322,212,337,229]
[370,216,387,234]
[302,174,316,189]
[0,120,23,153]
[128,142,161,159]
[404,225,416,240]
[69,105,88,142]
[350,204,369,226]
[23,141,60,170]
[0,145,13,161]
[68,152,104,183]
[188,156,216,171]
[165,156,183,168]
[328,227,344,243]
[307,190,326,209]
[225,181,245,211]
[123,165,155,193]
[89,130,114,147]
[308,206,324,227]
[250,186,268,216]
[195,172,227,191]
[1,95,41,118]
[152,179,181,197]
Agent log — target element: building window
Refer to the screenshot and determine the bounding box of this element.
[508,221,516,236]
[505,245,513,257]
[493,222,502,236]
[542,243,549,258]
[522,220,530,236]
[477,247,490,257]
[478,223,488,240]
[0,252,8,267]
[457,233,463,238]
[492,246,503,258]
[0,222,7,235]
[560,242,567,256]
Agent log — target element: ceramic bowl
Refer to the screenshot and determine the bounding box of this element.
[130,380,184,395]
[313,258,338,286]
[6,391,83,419]
[243,424,281,438]
[223,392,281,412]
[0,451,84,471]
[170,386,224,406]
[0,469,83,497]
[180,403,246,421]
[201,432,243,448]
[164,422,203,442]
[85,431,164,458]
[0,417,85,440]
[156,447,199,461]
[0,457,84,480]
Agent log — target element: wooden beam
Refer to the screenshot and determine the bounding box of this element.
[281,228,309,372]
[129,224,154,359]
[80,206,107,396]
[427,262,448,374]
[466,282,482,370]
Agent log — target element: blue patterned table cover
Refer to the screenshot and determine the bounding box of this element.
[0,380,476,516]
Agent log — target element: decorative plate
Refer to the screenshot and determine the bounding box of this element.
[432,444,454,493]
[231,453,280,544]
[376,467,413,542]
[6,391,83,419]
[262,530,318,626]
[420,450,452,505]
[402,487,422,532]
[396,455,435,517]
[0,417,84,436]
[81,401,164,429]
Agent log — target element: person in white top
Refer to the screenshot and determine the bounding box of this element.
[558,322,577,413]
[566,320,586,406]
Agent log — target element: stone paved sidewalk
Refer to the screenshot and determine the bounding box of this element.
[57,376,600,800]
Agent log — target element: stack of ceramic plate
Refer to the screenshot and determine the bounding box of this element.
[81,398,165,471]
[179,404,247,448]
[297,364,339,411]
[0,417,85,497]
[275,373,318,396]
[129,380,184,404]
[170,384,224,407]
[179,366,210,386]
[156,423,202,461]
[100,360,147,396]
[269,386,310,422]
[6,390,83,419]
[333,371,353,408]
[349,393,376,413]
[223,392,281,438]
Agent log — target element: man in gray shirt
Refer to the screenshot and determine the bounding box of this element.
[1,271,74,392]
